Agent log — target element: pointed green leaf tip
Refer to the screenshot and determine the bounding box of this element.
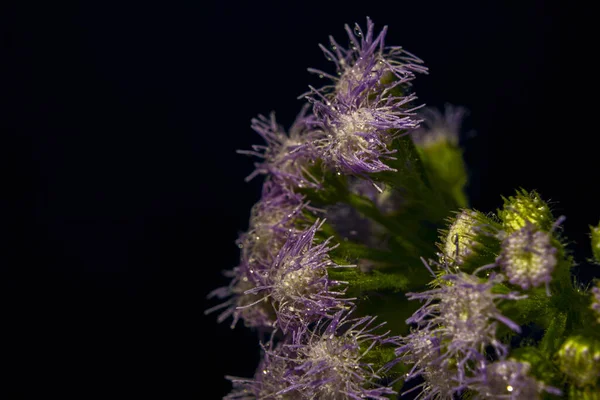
[412,105,470,209]
[498,189,554,233]
[415,137,469,209]
[590,221,600,264]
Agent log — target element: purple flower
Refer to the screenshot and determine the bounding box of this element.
[395,329,461,400]
[227,310,398,399]
[238,181,311,269]
[467,360,562,399]
[396,259,524,397]
[239,104,321,190]
[307,17,427,100]
[205,182,312,330]
[244,219,355,333]
[495,222,557,294]
[309,81,422,176]
[303,17,426,176]
[411,104,469,147]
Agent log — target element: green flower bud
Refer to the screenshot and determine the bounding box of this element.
[498,189,554,233]
[557,335,600,387]
[437,209,502,271]
[591,222,600,264]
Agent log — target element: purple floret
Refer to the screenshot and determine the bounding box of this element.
[302,17,427,176]
[310,88,422,175]
[396,258,525,398]
[239,104,322,190]
[244,219,356,333]
[495,222,557,294]
[205,181,312,330]
[411,104,469,147]
[467,360,562,399]
[226,310,398,399]
[307,16,427,100]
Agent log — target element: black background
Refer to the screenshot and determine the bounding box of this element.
[4,1,596,398]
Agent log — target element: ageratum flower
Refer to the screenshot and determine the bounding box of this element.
[304,17,426,176]
[205,182,311,330]
[495,222,557,294]
[396,259,524,397]
[411,104,468,147]
[227,310,398,399]
[395,329,460,400]
[467,360,562,399]
[244,219,355,333]
[239,104,321,190]
[307,16,427,100]
[238,181,311,268]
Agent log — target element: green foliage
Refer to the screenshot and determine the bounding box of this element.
[416,137,469,209]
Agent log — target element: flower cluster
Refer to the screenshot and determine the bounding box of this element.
[208,15,600,400]
[207,17,426,398]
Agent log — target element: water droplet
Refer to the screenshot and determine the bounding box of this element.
[319,74,324,79]
[331,44,337,51]
[354,25,362,37]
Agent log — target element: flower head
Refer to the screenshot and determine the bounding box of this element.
[411,104,468,147]
[303,17,426,176]
[238,181,310,268]
[205,182,311,330]
[307,16,426,100]
[396,259,524,397]
[467,360,562,399]
[244,219,355,332]
[239,104,321,189]
[395,329,460,399]
[229,309,398,399]
[495,222,557,293]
